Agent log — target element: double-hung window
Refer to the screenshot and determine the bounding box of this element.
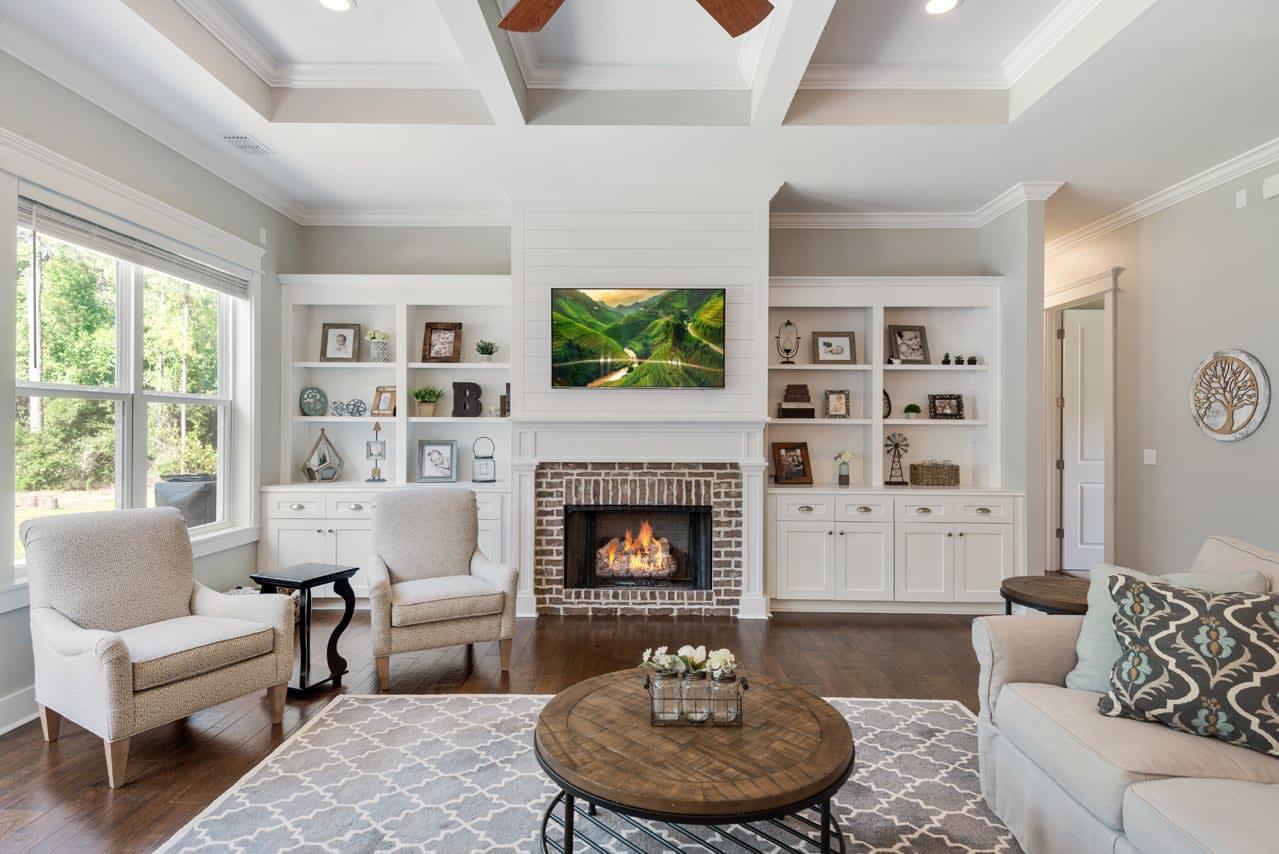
[14,199,250,575]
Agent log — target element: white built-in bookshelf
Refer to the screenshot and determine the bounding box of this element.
[278,275,513,487]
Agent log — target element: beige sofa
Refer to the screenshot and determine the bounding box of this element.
[973,537,1279,854]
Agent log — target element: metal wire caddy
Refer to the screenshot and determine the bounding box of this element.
[643,673,748,727]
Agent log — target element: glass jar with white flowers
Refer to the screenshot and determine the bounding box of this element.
[641,646,686,721]
[641,645,744,726]
[708,649,743,723]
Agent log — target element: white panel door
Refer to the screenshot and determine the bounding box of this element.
[1063,308,1106,570]
[894,524,954,601]
[332,525,373,597]
[835,523,893,600]
[954,524,1015,602]
[272,523,334,571]
[775,523,835,599]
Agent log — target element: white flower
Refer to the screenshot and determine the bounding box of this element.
[692,645,707,665]
[677,644,695,660]
[707,648,736,675]
[654,646,668,658]
[833,450,851,464]
[641,648,652,663]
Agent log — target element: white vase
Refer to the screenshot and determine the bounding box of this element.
[368,339,392,362]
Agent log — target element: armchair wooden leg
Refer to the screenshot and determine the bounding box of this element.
[104,737,130,789]
[499,638,513,672]
[38,705,62,743]
[375,656,391,691]
[268,683,287,725]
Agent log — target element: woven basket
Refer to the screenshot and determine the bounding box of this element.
[910,462,959,487]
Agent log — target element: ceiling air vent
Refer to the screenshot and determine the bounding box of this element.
[223,135,272,155]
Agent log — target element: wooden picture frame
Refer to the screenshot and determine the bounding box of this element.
[320,322,361,362]
[370,385,397,417]
[824,389,850,419]
[887,324,930,364]
[416,439,458,483]
[421,322,462,363]
[812,331,856,364]
[928,394,965,420]
[771,441,814,485]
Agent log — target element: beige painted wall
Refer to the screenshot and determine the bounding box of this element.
[1047,165,1279,569]
[294,226,511,275]
[770,227,993,276]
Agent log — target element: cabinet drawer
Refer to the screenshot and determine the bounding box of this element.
[950,496,1015,523]
[327,495,376,519]
[895,497,951,522]
[776,495,835,522]
[895,495,1015,524]
[835,495,892,523]
[476,493,502,521]
[267,495,324,519]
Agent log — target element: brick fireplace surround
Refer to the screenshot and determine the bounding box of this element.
[533,462,744,616]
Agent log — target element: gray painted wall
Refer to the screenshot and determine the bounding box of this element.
[1047,166,1279,570]
[294,226,511,275]
[770,227,993,276]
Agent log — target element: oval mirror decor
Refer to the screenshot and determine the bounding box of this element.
[1189,349,1270,441]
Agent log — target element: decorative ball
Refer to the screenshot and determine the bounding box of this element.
[330,400,346,416]
[345,399,367,417]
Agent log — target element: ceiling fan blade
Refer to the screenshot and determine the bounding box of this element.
[498,0,567,33]
[694,0,775,38]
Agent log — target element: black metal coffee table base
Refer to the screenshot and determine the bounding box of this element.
[538,791,848,854]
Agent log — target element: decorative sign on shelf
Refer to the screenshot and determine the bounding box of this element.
[1190,349,1270,442]
[452,381,483,417]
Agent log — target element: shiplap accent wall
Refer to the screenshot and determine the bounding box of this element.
[513,207,769,417]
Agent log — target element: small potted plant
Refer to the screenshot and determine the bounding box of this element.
[833,450,852,487]
[953,354,966,366]
[365,329,392,362]
[942,352,952,365]
[967,355,978,366]
[904,403,922,420]
[412,386,445,417]
[475,340,500,362]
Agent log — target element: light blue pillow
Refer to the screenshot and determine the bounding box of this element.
[1064,563,1269,694]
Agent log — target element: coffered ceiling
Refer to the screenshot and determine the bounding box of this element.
[0,0,1276,242]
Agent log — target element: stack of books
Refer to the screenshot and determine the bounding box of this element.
[777,384,816,419]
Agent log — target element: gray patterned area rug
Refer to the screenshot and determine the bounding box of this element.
[156,694,1019,853]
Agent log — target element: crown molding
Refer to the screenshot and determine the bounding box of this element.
[771,182,1064,230]
[800,64,1008,92]
[1003,0,1107,85]
[289,206,513,228]
[174,0,276,85]
[1047,136,1279,256]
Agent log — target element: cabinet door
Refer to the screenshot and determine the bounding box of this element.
[272,523,334,570]
[478,520,502,563]
[332,525,373,597]
[775,523,835,599]
[894,523,954,601]
[835,523,893,600]
[954,524,1014,602]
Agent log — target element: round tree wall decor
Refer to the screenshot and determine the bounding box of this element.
[1190,349,1269,441]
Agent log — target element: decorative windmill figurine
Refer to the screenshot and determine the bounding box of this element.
[884,432,910,487]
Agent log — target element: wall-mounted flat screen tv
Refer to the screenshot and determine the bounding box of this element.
[551,288,726,389]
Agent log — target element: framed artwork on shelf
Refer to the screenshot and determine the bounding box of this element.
[887,325,930,364]
[320,323,361,362]
[422,322,462,362]
[928,394,965,419]
[824,389,850,419]
[771,441,813,485]
[370,385,397,416]
[812,331,855,364]
[416,439,458,483]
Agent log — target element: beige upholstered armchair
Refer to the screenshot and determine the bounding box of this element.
[22,508,294,788]
[369,489,518,689]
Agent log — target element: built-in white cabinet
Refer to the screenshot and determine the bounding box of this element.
[770,489,1021,611]
[260,485,509,599]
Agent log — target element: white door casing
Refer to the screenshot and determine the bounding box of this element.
[1062,308,1106,570]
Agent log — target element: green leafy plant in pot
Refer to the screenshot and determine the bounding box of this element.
[475,340,500,361]
[413,386,445,417]
[904,403,922,420]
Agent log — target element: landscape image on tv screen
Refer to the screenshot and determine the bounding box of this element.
[551,288,726,388]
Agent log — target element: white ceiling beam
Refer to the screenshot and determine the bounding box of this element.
[749,0,836,127]
[436,0,527,127]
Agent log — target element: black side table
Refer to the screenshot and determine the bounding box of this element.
[250,563,358,697]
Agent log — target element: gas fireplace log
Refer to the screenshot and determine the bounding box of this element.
[595,536,678,578]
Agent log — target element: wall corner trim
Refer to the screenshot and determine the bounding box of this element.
[0,685,36,737]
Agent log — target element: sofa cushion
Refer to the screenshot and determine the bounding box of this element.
[1066,565,1268,694]
[1191,536,1279,592]
[1100,574,1279,757]
[1124,778,1279,854]
[119,615,274,691]
[994,683,1279,830]
[391,575,504,627]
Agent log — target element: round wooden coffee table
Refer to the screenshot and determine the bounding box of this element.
[534,670,855,853]
[1000,573,1089,615]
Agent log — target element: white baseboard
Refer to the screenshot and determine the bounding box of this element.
[516,593,538,619]
[0,684,36,736]
[771,600,1003,615]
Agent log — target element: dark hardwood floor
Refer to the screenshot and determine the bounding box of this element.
[0,610,980,853]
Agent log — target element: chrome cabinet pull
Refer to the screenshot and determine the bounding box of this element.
[315,529,323,534]
[349,503,365,511]
[959,532,965,537]
[947,531,953,537]
[976,507,992,515]
[839,530,846,536]
[289,503,305,511]
[857,506,872,514]
[916,507,933,515]
[798,505,814,513]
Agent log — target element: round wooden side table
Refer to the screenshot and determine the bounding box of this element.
[1000,573,1089,615]
[534,669,856,853]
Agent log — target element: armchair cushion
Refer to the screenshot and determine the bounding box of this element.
[22,507,194,632]
[391,576,504,627]
[119,615,274,691]
[374,489,478,583]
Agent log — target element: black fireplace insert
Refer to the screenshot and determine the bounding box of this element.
[563,504,712,590]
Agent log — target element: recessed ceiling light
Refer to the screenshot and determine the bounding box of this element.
[319,0,355,11]
[924,0,962,14]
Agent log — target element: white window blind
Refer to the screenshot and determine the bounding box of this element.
[17,196,250,299]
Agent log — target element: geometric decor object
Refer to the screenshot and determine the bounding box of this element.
[1190,349,1269,441]
[300,428,342,481]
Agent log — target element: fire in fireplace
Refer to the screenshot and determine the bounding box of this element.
[564,504,712,590]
